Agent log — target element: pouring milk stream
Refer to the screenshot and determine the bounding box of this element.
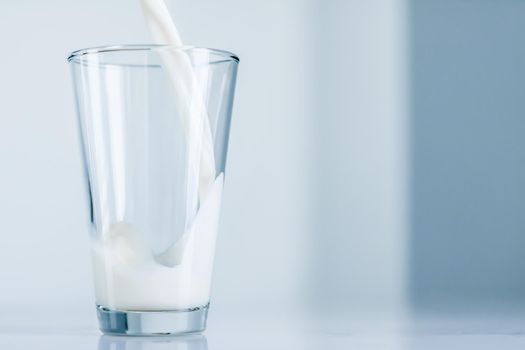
[91,0,224,310]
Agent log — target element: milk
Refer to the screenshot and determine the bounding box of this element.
[140,0,216,202]
[91,0,223,311]
[93,174,224,310]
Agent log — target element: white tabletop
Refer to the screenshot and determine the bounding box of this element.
[1,309,525,350]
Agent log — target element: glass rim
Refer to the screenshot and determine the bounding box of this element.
[67,44,240,64]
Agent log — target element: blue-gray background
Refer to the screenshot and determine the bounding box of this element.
[0,0,524,324]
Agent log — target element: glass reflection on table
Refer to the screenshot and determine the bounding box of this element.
[98,334,207,350]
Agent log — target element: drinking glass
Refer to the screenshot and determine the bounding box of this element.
[68,45,239,335]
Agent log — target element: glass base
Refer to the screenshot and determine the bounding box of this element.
[96,304,209,336]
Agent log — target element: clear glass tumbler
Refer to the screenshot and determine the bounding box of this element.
[68,45,239,335]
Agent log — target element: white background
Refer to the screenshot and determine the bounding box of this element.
[1,0,525,328]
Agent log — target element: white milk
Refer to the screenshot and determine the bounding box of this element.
[91,0,223,311]
[92,174,224,310]
[140,0,216,201]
